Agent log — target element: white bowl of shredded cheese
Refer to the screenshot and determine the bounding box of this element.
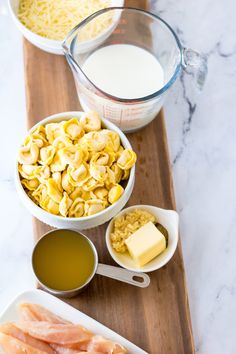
[8,0,124,55]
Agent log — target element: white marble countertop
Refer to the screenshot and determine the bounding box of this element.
[0,0,235,353]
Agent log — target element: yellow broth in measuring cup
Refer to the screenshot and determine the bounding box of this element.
[32,229,96,293]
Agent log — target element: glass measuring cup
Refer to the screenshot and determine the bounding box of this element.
[63,7,207,132]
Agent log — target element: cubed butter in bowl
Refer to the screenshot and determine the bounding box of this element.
[125,222,167,267]
[105,205,179,273]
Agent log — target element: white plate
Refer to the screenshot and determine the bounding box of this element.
[0,289,147,354]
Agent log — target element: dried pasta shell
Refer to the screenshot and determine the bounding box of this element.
[117,149,136,170]
[24,136,44,149]
[91,150,115,167]
[68,197,84,217]
[93,187,109,200]
[18,143,39,165]
[100,129,120,152]
[116,145,124,158]
[110,163,123,183]
[61,170,74,194]
[82,132,106,152]
[67,163,89,186]
[40,196,59,215]
[80,111,101,132]
[59,145,84,168]
[84,199,106,216]
[45,123,61,144]
[21,178,39,191]
[108,184,124,204]
[52,172,63,192]
[32,184,47,204]
[46,178,63,203]
[31,125,46,138]
[39,146,56,165]
[35,165,51,184]
[69,187,82,201]
[89,163,107,182]
[24,126,47,148]
[105,167,116,188]
[50,151,67,172]
[121,169,130,181]
[18,164,39,180]
[69,187,90,201]
[59,192,73,217]
[81,147,90,162]
[61,118,84,140]
[83,177,104,191]
[52,136,73,150]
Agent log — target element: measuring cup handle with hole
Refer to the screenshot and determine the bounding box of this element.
[96,264,150,288]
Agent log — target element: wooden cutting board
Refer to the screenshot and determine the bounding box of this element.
[23,1,195,353]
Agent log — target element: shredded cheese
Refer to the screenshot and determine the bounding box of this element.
[18,0,112,41]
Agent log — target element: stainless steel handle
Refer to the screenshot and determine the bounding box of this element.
[96,263,150,288]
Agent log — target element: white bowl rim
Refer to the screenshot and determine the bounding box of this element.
[15,111,135,222]
[105,204,179,272]
[8,0,124,47]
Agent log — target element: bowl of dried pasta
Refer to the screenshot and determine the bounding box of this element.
[15,111,136,229]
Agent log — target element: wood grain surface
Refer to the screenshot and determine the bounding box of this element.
[23,1,195,353]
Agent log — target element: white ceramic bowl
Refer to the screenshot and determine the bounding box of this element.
[8,0,124,55]
[15,112,135,229]
[105,205,179,272]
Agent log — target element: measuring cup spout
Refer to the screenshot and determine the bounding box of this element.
[62,27,77,55]
[182,48,208,90]
[62,31,81,78]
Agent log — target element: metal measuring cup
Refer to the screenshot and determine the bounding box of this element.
[32,229,150,298]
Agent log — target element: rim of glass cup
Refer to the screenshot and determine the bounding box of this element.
[63,7,183,103]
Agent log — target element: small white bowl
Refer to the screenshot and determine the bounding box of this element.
[8,0,124,55]
[105,205,179,273]
[15,111,135,229]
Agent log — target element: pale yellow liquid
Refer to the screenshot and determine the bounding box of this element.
[33,230,95,291]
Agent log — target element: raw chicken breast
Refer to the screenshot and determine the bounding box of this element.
[0,303,128,354]
[0,332,50,354]
[15,321,92,345]
[0,323,55,353]
[18,303,71,324]
[87,335,127,354]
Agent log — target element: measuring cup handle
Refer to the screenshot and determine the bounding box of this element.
[182,47,208,90]
[96,264,150,288]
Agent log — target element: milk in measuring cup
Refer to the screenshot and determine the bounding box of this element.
[82,44,164,99]
[79,44,165,132]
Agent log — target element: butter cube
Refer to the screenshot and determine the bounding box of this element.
[125,221,166,266]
